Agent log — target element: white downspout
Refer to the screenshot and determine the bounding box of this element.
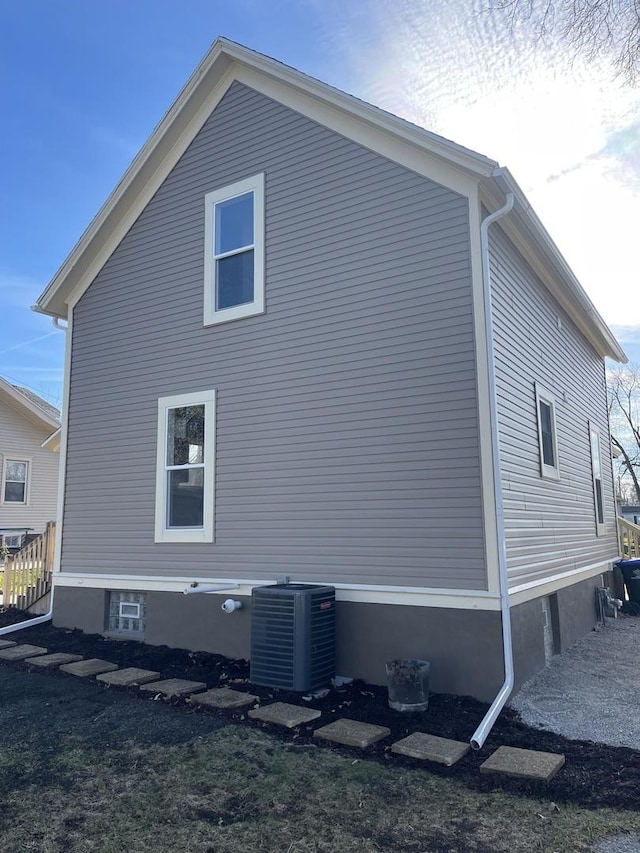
[470,191,515,751]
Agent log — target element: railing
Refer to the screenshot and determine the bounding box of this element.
[2,521,56,612]
[618,517,640,559]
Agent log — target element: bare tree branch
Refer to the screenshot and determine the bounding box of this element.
[608,364,640,504]
[489,0,640,84]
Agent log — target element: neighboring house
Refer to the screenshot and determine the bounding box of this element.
[34,39,626,701]
[620,506,640,525]
[0,378,60,553]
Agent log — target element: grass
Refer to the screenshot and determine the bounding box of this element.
[2,722,639,853]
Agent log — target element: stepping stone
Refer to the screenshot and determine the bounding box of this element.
[60,659,119,678]
[0,640,17,649]
[314,719,390,748]
[0,644,48,661]
[138,678,207,698]
[248,702,321,728]
[190,688,258,710]
[480,746,565,781]
[96,667,161,687]
[28,653,84,668]
[391,732,470,766]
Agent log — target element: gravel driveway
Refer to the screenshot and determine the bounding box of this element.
[511,615,640,853]
[511,616,640,749]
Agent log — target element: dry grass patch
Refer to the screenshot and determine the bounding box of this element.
[1,725,639,853]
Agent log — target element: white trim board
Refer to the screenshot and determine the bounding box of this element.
[53,572,500,610]
[53,564,616,610]
[508,559,614,606]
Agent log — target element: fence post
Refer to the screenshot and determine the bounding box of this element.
[4,557,13,607]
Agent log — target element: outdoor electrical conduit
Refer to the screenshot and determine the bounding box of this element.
[183,583,240,595]
[470,189,515,751]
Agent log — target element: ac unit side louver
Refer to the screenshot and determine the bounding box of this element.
[250,583,335,691]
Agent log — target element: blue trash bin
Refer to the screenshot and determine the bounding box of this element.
[615,559,640,605]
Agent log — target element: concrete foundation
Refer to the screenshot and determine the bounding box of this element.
[52,573,602,702]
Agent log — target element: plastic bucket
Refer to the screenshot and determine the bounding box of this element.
[615,559,640,605]
[385,659,430,712]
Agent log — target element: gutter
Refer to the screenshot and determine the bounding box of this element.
[470,190,515,751]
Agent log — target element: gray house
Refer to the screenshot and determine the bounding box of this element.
[0,377,59,553]
[35,39,626,702]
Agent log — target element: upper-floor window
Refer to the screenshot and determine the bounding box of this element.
[589,423,606,536]
[535,384,560,480]
[2,459,29,504]
[204,174,265,326]
[154,390,216,543]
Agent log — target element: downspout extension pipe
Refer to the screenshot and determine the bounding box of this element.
[0,590,55,637]
[470,191,515,751]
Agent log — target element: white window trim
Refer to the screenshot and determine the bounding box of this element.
[589,422,606,537]
[1,457,31,506]
[2,534,23,549]
[203,173,265,326]
[535,384,560,481]
[154,390,216,543]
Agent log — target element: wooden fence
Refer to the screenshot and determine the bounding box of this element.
[2,521,56,612]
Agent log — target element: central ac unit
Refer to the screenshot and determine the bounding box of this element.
[250,583,335,691]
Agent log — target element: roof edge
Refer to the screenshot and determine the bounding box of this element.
[0,377,60,430]
[35,36,497,317]
[486,168,627,364]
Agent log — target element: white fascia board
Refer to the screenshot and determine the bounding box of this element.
[508,558,615,607]
[41,427,61,452]
[482,169,627,364]
[37,37,496,319]
[0,377,60,432]
[53,572,501,610]
[233,65,481,197]
[224,39,497,177]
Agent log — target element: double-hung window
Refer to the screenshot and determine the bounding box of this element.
[154,390,216,543]
[589,423,606,536]
[2,459,29,504]
[535,384,560,480]
[204,173,265,325]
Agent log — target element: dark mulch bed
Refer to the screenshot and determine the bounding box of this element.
[2,607,639,812]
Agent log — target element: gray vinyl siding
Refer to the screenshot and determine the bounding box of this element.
[0,401,59,534]
[63,82,486,590]
[489,225,618,587]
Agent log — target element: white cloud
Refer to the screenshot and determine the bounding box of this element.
[332,0,639,330]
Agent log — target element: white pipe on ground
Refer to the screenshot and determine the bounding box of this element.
[0,588,55,636]
[470,190,515,751]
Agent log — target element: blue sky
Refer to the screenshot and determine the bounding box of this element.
[2,0,638,408]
